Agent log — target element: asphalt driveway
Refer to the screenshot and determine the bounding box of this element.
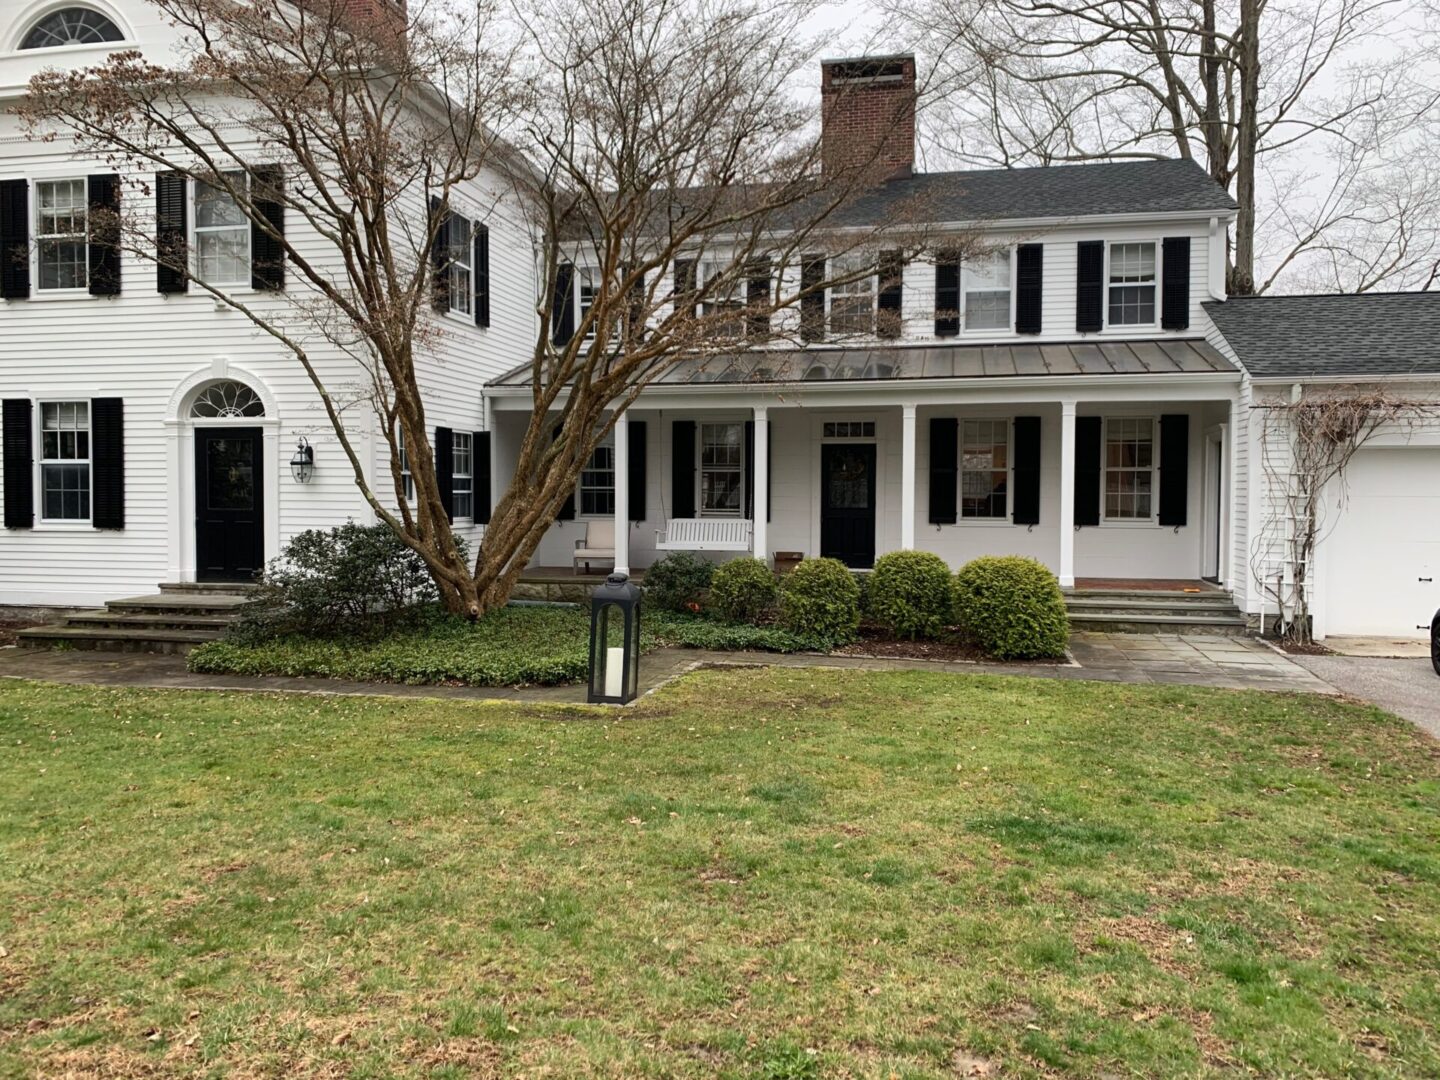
[1293,653,1440,740]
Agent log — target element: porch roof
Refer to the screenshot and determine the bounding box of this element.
[487,338,1235,388]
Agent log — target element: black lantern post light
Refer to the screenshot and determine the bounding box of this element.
[290,436,315,483]
[588,572,642,704]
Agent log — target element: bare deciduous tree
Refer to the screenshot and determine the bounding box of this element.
[888,0,1440,294]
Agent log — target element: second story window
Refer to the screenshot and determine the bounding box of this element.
[1108,242,1156,326]
[963,250,1011,331]
[195,173,250,286]
[35,179,88,291]
[829,254,874,336]
[700,263,744,338]
[448,216,472,315]
[579,269,597,337]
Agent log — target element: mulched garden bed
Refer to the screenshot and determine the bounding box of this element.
[831,624,988,663]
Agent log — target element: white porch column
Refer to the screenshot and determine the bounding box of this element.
[613,412,630,576]
[752,405,769,564]
[1058,400,1077,588]
[900,403,917,550]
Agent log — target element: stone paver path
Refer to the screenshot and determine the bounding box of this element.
[0,630,1334,702]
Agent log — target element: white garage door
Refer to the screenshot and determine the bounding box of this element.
[1325,448,1440,637]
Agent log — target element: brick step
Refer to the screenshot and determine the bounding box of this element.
[16,625,223,655]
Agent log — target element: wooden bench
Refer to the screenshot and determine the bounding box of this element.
[573,519,616,573]
[655,518,753,552]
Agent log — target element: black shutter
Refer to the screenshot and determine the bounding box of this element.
[877,249,903,339]
[87,174,121,297]
[928,417,958,524]
[0,179,29,300]
[473,430,491,524]
[1074,416,1101,527]
[155,172,188,294]
[553,423,575,520]
[551,262,575,345]
[250,165,285,290]
[435,425,454,521]
[1012,416,1041,526]
[746,257,771,340]
[934,255,959,337]
[1158,413,1189,526]
[91,398,124,529]
[474,223,490,328]
[1015,243,1043,334]
[743,420,754,519]
[429,197,450,314]
[671,419,695,518]
[673,258,696,318]
[1075,240,1104,333]
[2,399,33,529]
[1161,236,1190,330]
[628,420,646,521]
[800,254,826,342]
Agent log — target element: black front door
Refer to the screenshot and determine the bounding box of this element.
[820,442,877,569]
[195,427,264,582]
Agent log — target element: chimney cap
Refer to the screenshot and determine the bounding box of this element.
[821,53,915,83]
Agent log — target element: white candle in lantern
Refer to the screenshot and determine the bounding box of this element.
[605,646,625,697]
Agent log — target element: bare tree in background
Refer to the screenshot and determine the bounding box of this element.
[889,0,1440,294]
[23,0,952,616]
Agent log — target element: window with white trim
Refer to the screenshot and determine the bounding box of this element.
[397,430,414,502]
[960,419,1008,519]
[578,268,597,338]
[699,422,743,515]
[699,262,743,338]
[448,216,472,315]
[829,254,874,336]
[1104,417,1155,520]
[452,431,473,519]
[823,421,875,439]
[40,401,90,521]
[1108,242,1156,326]
[21,9,124,49]
[35,179,89,291]
[195,173,250,285]
[963,250,1011,331]
[579,435,615,516]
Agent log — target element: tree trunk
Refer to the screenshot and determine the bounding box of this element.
[1231,0,1261,295]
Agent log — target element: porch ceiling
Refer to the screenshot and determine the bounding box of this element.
[487,338,1234,389]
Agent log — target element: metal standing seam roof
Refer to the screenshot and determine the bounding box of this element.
[487,338,1235,388]
[1204,293,1440,379]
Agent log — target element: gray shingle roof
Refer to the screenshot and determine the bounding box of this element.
[832,158,1236,226]
[488,338,1233,387]
[1204,292,1440,379]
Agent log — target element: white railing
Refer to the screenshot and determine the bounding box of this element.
[655,517,753,551]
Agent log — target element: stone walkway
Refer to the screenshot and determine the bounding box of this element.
[0,630,1335,702]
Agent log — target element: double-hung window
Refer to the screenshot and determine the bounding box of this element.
[40,401,90,521]
[578,268,598,338]
[452,431,473,519]
[829,254,874,336]
[960,419,1008,519]
[579,435,615,516]
[448,216,473,315]
[699,263,743,338]
[36,179,88,291]
[1108,242,1156,326]
[1104,418,1154,520]
[195,173,250,285]
[397,430,414,502]
[963,250,1011,331]
[699,422,743,515]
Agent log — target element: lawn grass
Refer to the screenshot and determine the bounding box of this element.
[1,669,1438,1077]
[187,605,820,686]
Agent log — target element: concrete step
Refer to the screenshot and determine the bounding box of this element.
[62,611,238,632]
[158,581,261,597]
[1068,611,1249,636]
[1066,598,1243,618]
[1066,589,1236,604]
[16,625,222,655]
[106,594,255,617]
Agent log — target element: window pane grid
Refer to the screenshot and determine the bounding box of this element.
[960,418,1007,519]
[829,255,874,336]
[1104,418,1154,520]
[700,422,743,515]
[963,251,1011,331]
[195,174,251,285]
[449,217,472,315]
[1108,242,1156,326]
[452,432,473,519]
[40,401,91,521]
[37,179,88,291]
[822,421,875,439]
[580,441,615,516]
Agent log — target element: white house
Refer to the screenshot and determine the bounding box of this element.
[0,0,538,606]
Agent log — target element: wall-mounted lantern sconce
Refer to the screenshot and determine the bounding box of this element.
[290,436,315,484]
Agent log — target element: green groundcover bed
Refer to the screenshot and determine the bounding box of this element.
[188,605,821,686]
[1,670,1438,1078]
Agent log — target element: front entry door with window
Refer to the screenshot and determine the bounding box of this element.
[820,442,877,569]
[195,427,264,581]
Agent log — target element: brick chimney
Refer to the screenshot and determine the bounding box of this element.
[820,54,917,179]
[333,0,407,37]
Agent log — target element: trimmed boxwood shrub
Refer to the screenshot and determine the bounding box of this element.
[953,555,1069,660]
[778,557,861,646]
[708,557,778,623]
[643,552,714,612]
[866,550,955,639]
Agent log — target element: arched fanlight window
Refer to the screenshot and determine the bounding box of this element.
[190,381,265,419]
[20,8,124,49]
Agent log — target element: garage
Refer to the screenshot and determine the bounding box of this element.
[1323,447,1440,638]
